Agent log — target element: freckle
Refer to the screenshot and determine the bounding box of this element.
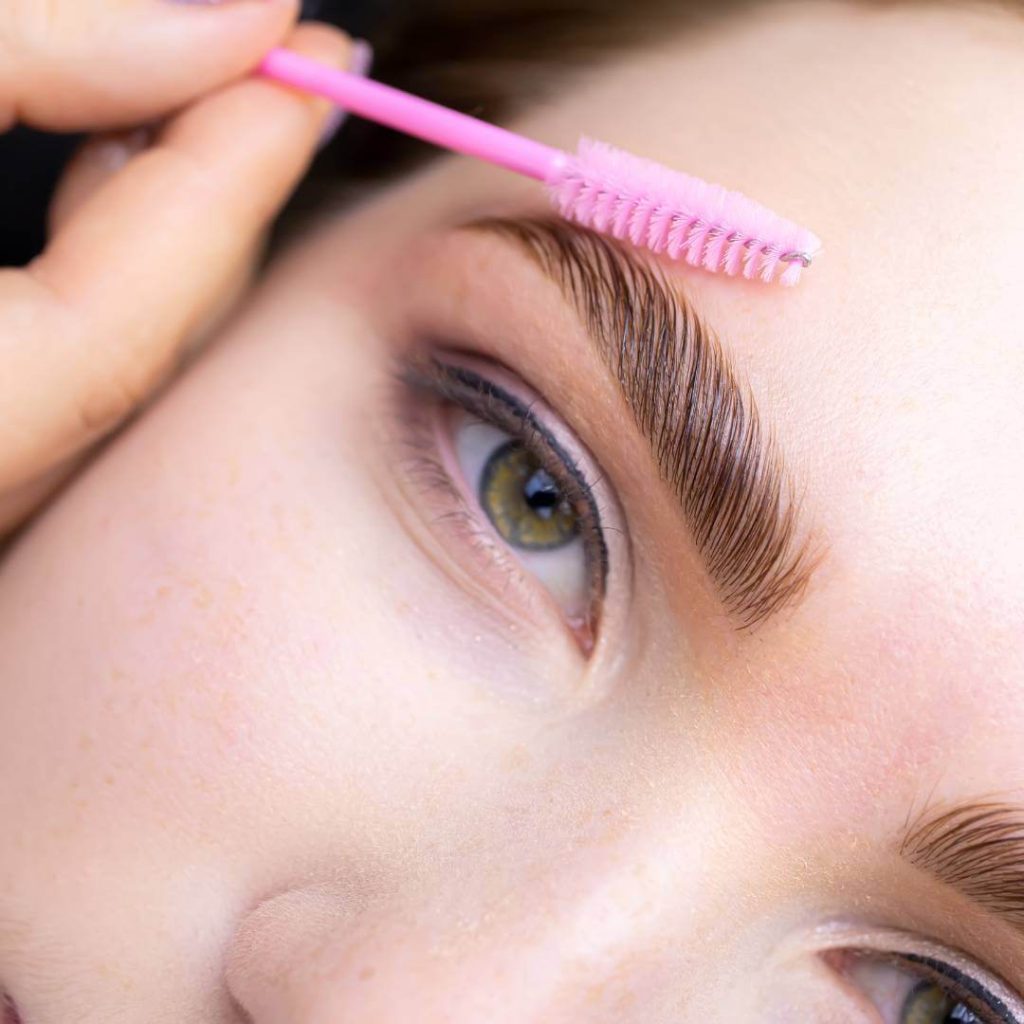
[156,585,172,600]
[78,734,95,752]
[103,774,115,786]
[358,966,376,981]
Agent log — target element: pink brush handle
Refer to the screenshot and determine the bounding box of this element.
[260,48,566,182]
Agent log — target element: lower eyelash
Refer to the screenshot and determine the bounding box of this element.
[398,436,535,593]
[408,438,610,651]
[387,401,514,567]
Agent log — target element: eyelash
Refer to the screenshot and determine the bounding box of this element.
[828,947,1023,1024]
[392,353,610,647]
[898,953,1018,1024]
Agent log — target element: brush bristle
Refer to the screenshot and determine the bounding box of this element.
[548,138,822,286]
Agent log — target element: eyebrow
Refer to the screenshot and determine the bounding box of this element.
[902,800,1024,936]
[467,216,819,629]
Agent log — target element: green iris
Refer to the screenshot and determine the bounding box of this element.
[902,981,980,1024]
[479,441,579,550]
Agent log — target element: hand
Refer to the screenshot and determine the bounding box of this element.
[0,0,355,537]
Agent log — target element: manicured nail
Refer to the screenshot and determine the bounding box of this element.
[318,38,374,150]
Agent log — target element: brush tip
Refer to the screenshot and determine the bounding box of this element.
[547,138,821,286]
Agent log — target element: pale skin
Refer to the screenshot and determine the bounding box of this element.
[1,1,1023,1022]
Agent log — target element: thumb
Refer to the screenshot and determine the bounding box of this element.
[0,0,299,132]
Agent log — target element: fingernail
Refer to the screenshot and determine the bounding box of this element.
[90,127,153,173]
[318,38,374,150]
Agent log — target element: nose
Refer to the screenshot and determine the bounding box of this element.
[225,857,695,1024]
[227,891,622,1023]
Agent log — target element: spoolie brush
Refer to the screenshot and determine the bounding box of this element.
[260,48,822,286]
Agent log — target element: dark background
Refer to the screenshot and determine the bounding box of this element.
[0,0,394,267]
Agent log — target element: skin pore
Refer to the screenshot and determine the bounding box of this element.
[1,0,1023,1021]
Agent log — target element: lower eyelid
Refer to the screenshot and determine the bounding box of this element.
[390,353,626,649]
[385,381,594,649]
[434,398,602,649]
[392,425,562,631]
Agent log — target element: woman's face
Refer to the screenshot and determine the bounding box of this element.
[2,3,1023,1022]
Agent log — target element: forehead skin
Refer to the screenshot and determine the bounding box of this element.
[0,1,1023,1020]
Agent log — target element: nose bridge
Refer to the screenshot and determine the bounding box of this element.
[227,832,712,1024]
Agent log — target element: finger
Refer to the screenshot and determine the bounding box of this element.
[50,35,374,243]
[0,23,353,496]
[48,128,155,234]
[51,130,263,372]
[0,0,299,132]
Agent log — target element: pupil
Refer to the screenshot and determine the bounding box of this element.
[523,468,560,519]
[950,1008,979,1023]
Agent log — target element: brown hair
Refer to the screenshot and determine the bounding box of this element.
[287,0,1019,227]
[285,0,752,231]
[290,0,1020,236]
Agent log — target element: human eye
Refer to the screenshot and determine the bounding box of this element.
[825,937,1024,1024]
[389,351,626,655]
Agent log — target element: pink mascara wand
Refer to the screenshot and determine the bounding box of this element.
[260,48,822,286]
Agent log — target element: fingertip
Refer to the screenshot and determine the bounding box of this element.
[267,22,356,123]
[276,22,356,76]
[129,0,304,94]
[49,129,154,236]
[17,0,302,130]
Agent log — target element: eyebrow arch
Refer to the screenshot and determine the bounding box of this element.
[902,800,1024,935]
[466,215,819,629]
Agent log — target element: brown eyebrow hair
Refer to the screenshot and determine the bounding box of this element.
[901,801,1024,931]
[469,216,820,629]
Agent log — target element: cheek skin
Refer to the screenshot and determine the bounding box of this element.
[0,284,579,851]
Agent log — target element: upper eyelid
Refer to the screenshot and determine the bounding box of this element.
[900,952,1021,1023]
[829,949,1015,1024]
